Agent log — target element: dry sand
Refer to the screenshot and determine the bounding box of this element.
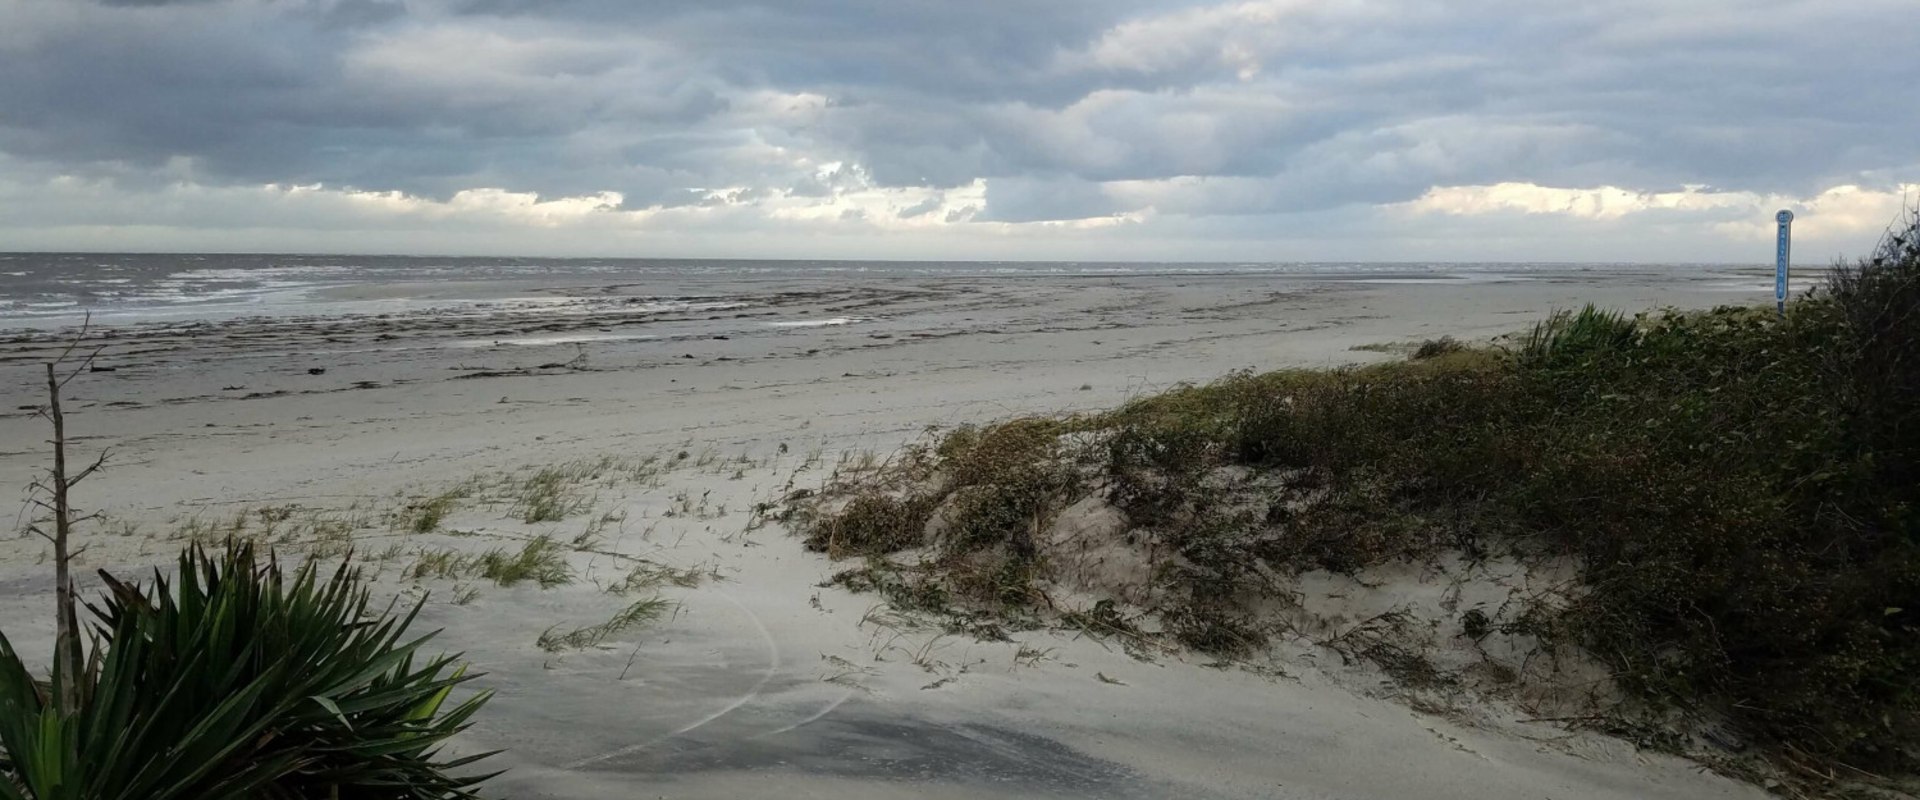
[0,267,1776,799]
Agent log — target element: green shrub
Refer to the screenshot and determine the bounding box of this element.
[940,418,1068,488]
[801,494,934,558]
[1821,206,1920,508]
[790,211,1920,775]
[0,540,496,799]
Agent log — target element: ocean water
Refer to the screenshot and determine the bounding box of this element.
[0,252,1749,332]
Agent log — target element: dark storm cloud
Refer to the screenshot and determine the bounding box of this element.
[443,0,1166,100]
[0,0,1915,231]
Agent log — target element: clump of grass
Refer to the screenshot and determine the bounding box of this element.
[802,494,934,557]
[829,564,952,615]
[405,547,472,581]
[510,467,590,523]
[396,487,468,534]
[476,535,573,588]
[1318,610,1454,689]
[799,419,1079,559]
[605,561,707,596]
[792,416,1083,633]
[537,598,673,652]
[1411,336,1465,360]
[406,537,574,589]
[166,504,377,560]
[1517,303,1638,368]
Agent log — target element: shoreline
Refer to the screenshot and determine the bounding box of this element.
[0,268,1764,512]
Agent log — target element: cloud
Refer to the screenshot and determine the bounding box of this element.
[1401,181,1918,242]
[0,0,1914,258]
[1403,183,1760,220]
[1072,0,1405,81]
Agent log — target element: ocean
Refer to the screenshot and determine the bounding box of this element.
[0,252,1762,332]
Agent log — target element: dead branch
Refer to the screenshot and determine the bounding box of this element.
[70,450,110,486]
[56,345,107,390]
[46,313,92,369]
[43,362,85,713]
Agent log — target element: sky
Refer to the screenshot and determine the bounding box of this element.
[0,0,1915,262]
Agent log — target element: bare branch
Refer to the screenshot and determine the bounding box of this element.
[47,312,93,368]
[69,450,111,486]
[57,345,109,390]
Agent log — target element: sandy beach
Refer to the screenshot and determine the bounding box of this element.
[0,265,1775,799]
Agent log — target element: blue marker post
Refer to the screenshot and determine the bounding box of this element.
[1775,209,1794,318]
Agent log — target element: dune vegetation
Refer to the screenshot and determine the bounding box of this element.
[788,210,1920,783]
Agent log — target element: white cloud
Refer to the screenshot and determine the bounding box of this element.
[1399,181,1917,242]
[1401,183,1758,220]
[1719,184,1919,241]
[0,166,1152,256]
[316,185,629,226]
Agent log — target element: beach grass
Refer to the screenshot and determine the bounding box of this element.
[510,466,591,523]
[476,534,574,588]
[786,210,1920,776]
[395,486,470,533]
[537,598,674,652]
[604,561,708,596]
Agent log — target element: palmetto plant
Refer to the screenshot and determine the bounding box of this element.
[0,540,497,800]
